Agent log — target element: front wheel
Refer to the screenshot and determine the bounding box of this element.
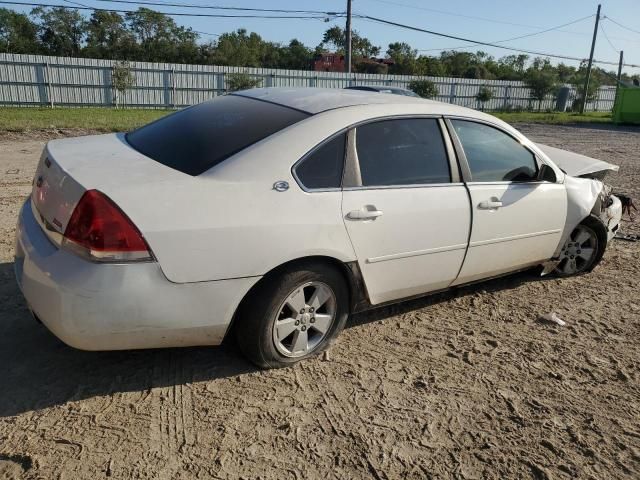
[234,263,349,369]
[554,221,606,276]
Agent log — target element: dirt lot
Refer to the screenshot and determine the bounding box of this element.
[0,124,639,480]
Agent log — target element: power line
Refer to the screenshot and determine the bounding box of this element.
[359,14,640,68]
[91,0,341,15]
[604,16,640,36]
[0,0,339,18]
[599,22,619,53]
[364,0,596,37]
[414,14,594,53]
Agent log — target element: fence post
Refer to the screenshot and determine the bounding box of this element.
[449,83,457,104]
[171,68,176,108]
[502,85,510,110]
[45,63,54,107]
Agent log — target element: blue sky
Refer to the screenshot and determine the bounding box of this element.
[10,0,640,74]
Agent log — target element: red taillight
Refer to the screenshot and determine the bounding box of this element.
[63,190,153,262]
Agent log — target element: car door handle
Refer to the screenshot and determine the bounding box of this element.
[478,200,503,209]
[346,207,384,220]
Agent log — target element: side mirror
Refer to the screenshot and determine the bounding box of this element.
[537,164,557,183]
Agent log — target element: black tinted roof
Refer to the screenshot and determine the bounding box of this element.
[126,95,310,176]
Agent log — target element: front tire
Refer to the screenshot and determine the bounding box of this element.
[554,218,606,277]
[234,263,349,369]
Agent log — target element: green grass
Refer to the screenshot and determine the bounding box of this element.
[0,107,613,132]
[0,107,173,132]
[492,111,612,125]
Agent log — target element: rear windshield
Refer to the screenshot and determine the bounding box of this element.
[126,95,310,176]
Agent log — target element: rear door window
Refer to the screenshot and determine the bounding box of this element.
[126,95,310,176]
[355,118,451,186]
[295,133,346,190]
[450,120,538,182]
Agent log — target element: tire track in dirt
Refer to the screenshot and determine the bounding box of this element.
[150,351,194,459]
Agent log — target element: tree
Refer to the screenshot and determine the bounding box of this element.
[225,72,262,92]
[415,55,446,76]
[476,86,494,111]
[209,29,264,67]
[495,54,528,80]
[0,8,39,54]
[125,8,198,63]
[386,42,418,75]
[319,26,380,58]
[572,62,601,111]
[111,60,135,108]
[279,39,312,69]
[408,79,438,99]
[524,59,557,111]
[31,6,86,56]
[85,11,135,59]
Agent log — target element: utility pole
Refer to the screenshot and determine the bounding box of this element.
[580,4,601,114]
[614,50,624,107]
[345,0,352,78]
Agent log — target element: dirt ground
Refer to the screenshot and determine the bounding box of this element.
[0,124,639,480]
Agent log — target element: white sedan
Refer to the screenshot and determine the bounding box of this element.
[14,88,622,368]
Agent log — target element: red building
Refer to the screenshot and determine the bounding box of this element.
[312,52,394,74]
[312,52,346,72]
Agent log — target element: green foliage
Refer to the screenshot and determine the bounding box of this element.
[1,4,639,91]
[112,60,135,92]
[225,72,262,92]
[386,42,418,75]
[0,107,611,134]
[125,8,199,63]
[111,60,135,108]
[476,87,494,109]
[84,11,135,59]
[320,26,380,58]
[31,6,86,56]
[0,106,171,131]
[571,62,601,111]
[408,80,438,99]
[524,60,558,111]
[0,8,39,53]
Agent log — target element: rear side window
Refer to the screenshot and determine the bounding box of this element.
[295,133,346,189]
[355,118,450,186]
[126,95,310,176]
[450,120,538,182]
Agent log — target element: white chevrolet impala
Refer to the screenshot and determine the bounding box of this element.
[15,88,622,368]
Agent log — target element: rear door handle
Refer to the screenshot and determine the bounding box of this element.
[478,200,503,210]
[346,206,384,220]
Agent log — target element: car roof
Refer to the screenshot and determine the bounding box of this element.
[234,87,439,115]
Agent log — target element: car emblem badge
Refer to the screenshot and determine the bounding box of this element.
[273,181,289,192]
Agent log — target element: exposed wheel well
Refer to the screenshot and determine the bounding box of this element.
[222,256,365,342]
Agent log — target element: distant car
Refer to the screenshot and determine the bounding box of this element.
[15,88,622,368]
[345,85,421,97]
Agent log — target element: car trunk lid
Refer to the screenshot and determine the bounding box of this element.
[31,133,189,238]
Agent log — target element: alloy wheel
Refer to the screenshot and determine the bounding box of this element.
[557,225,598,275]
[272,281,337,358]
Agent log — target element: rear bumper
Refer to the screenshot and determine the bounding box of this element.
[14,198,260,351]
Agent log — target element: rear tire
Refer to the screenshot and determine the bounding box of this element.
[234,262,349,369]
[554,217,607,277]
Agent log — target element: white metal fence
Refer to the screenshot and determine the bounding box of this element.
[0,53,616,111]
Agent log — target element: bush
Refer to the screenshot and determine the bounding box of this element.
[475,87,494,110]
[523,69,557,111]
[111,61,135,108]
[225,73,262,92]
[408,79,438,99]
